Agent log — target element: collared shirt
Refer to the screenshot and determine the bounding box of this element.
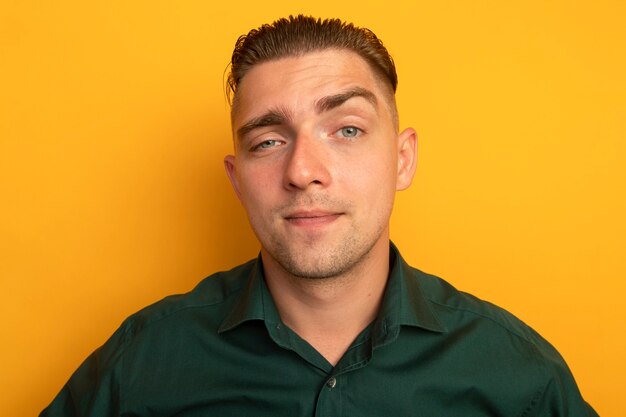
[41,243,598,416]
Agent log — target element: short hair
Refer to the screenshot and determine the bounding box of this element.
[226,15,398,107]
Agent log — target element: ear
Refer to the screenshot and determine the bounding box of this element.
[396,127,418,191]
[224,155,243,201]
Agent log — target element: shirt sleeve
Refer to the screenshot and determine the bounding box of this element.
[40,322,129,417]
[524,347,599,417]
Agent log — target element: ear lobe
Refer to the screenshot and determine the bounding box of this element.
[396,128,417,191]
[224,155,243,201]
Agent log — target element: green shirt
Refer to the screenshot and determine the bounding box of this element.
[42,243,598,416]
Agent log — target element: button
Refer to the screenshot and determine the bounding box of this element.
[326,377,337,388]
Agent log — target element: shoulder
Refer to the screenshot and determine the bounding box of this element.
[86,259,257,372]
[119,259,256,338]
[403,266,599,415]
[407,265,567,368]
[397,264,597,416]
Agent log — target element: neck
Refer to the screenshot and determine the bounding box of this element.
[262,236,390,366]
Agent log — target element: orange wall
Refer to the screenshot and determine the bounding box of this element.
[1,1,624,415]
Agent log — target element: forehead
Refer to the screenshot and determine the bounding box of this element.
[231,49,392,126]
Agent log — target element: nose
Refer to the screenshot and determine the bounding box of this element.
[283,134,331,191]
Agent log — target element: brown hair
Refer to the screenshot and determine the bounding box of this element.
[226,15,398,106]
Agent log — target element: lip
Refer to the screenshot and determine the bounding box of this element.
[284,210,343,227]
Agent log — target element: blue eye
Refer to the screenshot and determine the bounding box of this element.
[338,126,361,138]
[253,139,281,151]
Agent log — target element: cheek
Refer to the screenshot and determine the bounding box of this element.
[352,142,397,184]
[236,164,279,211]
[342,152,397,206]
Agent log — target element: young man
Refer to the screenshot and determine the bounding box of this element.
[42,15,598,416]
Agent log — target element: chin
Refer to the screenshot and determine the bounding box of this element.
[270,236,377,280]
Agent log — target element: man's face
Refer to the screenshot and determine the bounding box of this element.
[225,49,416,279]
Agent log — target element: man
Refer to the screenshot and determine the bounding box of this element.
[42,15,598,416]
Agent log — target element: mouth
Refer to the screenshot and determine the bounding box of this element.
[283,210,343,227]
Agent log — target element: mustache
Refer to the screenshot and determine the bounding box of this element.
[277,193,352,215]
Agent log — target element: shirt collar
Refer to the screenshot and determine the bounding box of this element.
[218,242,447,336]
[218,256,280,333]
[376,242,447,338]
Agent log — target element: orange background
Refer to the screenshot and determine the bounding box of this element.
[1,1,624,415]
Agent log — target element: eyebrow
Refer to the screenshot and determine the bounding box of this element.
[236,107,292,140]
[315,86,378,113]
[236,87,379,140]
